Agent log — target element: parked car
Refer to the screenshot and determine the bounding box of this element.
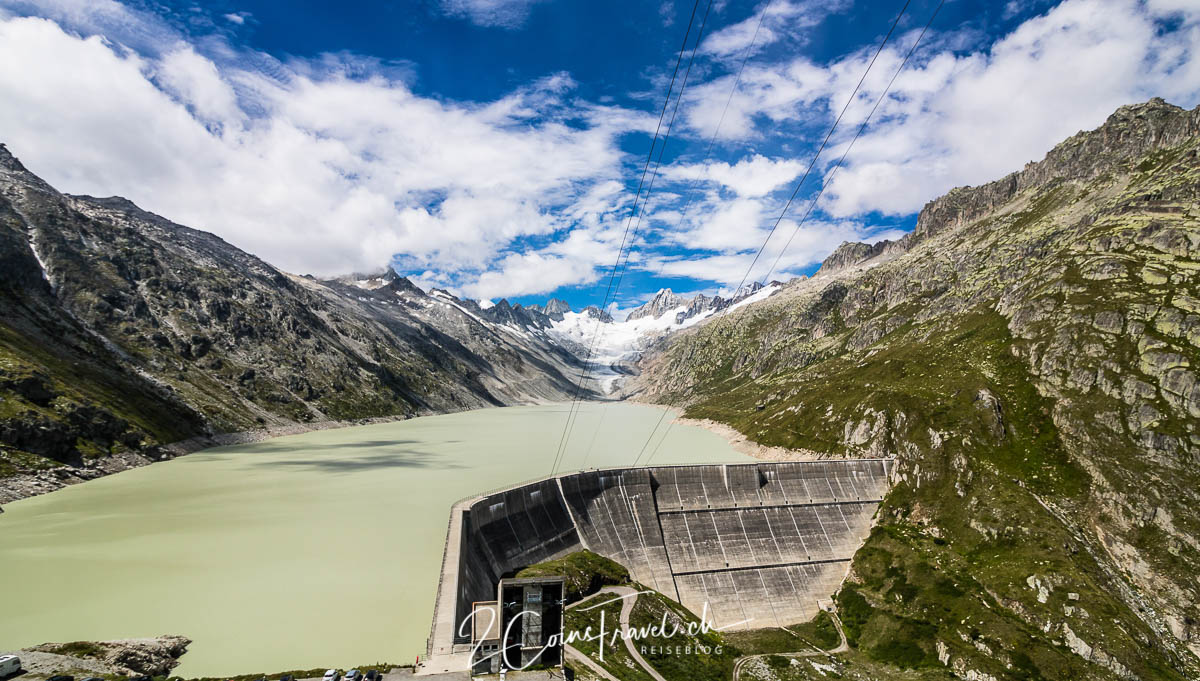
[47,675,74,681]
[322,670,340,681]
[364,671,378,681]
[0,656,19,679]
[80,677,105,681]
[345,670,362,681]
[279,675,293,681]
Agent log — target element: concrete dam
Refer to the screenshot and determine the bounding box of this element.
[427,459,892,657]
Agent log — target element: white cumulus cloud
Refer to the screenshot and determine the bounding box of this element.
[0,12,650,301]
[663,154,805,198]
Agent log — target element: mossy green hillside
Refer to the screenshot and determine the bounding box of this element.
[515,550,631,602]
[627,590,741,681]
[564,594,654,681]
[677,309,1190,679]
[723,611,841,655]
[637,116,1200,678]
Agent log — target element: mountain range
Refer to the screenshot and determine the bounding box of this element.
[627,282,768,324]
[0,142,773,502]
[0,149,607,502]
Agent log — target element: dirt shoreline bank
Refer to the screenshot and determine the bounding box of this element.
[629,399,830,462]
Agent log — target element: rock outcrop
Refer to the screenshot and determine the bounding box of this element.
[16,635,190,677]
[581,304,613,322]
[817,239,896,274]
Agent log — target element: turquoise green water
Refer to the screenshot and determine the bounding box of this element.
[0,402,751,677]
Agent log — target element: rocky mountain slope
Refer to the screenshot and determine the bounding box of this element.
[633,98,1200,680]
[0,146,594,502]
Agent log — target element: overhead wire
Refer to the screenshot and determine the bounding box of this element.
[632,0,943,469]
[760,0,946,284]
[576,0,765,470]
[730,0,913,298]
[548,0,713,476]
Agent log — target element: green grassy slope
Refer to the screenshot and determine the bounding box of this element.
[516,549,631,601]
[635,101,1200,679]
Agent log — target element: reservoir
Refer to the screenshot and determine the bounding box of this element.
[0,402,753,677]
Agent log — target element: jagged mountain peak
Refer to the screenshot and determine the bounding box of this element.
[383,274,424,296]
[543,298,570,319]
[338,267,426,297]
[825,98,1200,274]
[623,282,776,325]
[627,288,687,321]
[581,304,613,323]
[0,143,27,172]
[730,281,765,298]
[527,298,571,321]
[480,297,554,330]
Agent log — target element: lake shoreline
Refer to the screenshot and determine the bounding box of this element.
[0,398,622,506]
[0,397,817,507]
[1,413,416,505]
[0,402,751,677]
[629,399,830,462]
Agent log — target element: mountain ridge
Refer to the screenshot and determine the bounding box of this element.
[816,97,1200,277]
[0,148,598,502]
[626,282,770,325]
[633,97,1200,680]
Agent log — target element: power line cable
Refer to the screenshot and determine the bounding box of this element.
[632,0,934,469]
[579,0,776,470]
[555,0,715,475]
[663,0,775,259]
[730,0,912,298]
[641,0,943,468]
[761,0,945,284]
[548,0,711,476]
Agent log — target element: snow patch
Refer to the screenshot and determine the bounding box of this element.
[29,240,51,284]
[431,290,493,327]
[726,282,780,313]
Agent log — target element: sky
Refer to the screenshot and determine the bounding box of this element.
[0,0,1198,312]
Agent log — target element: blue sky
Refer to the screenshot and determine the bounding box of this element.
[0,0,1198,313]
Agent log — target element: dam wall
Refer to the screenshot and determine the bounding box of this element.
[427,459,891,657]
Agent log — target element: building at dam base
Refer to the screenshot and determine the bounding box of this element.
[426,459,892,665]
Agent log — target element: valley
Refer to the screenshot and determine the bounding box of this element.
[1,97,1198,681]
